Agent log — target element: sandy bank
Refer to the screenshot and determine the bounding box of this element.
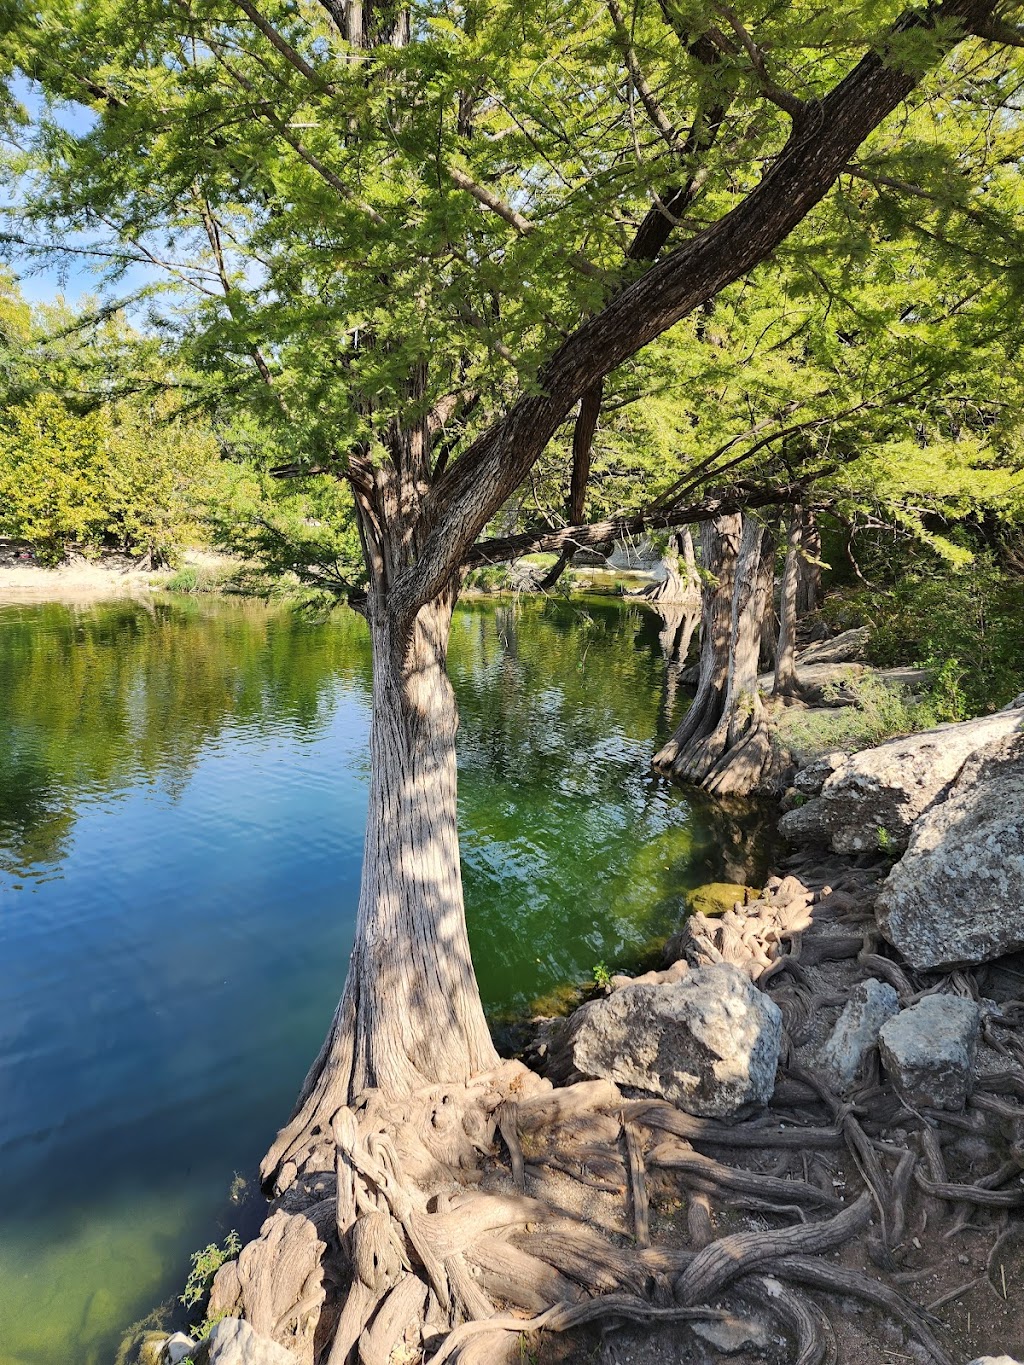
[0,545,231,603]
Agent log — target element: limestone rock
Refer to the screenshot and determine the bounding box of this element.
[878,996,981,1110]
[819,978,899,1093]
[692,1314,771,1353]
[792,751,849,797]
[796,627,869,666]
[685,882,757,918]
[966,1358,1023,1364]
[163,1334,197,1365]
[779,709,1024,854]
[876,730,1024,969]
[559,964,782,1118]
[207,1319,295,1365]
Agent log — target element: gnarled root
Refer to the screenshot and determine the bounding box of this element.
[221,887,1024,1365]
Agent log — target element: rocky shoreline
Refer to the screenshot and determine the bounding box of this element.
[138,703,1024,1365]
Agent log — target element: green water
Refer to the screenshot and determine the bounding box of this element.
[0,594,775,1364]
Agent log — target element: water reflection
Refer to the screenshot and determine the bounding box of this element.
[0,599,371,879]
[0,593,776,1365]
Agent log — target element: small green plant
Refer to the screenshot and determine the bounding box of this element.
[166,565,200,594]
[180,1231,241,1310]
[775,671,936,760]
[927,656,969,723]
[518,1333,540,1364]
[592,961,611,989]
[877,826,892,854]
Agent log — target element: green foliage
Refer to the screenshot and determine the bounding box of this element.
[179,1231,240,1312]
[0,393,111,560]
[202,464,364,601]
[164,562,235,594]
[775,671,940,759]
[0,278,224,563]
[0,390,220,561]
[165,566,201,594]
[592,961,612,990]
[824,560,1024,714]
[2,0,1023,593]
[464,566,509,593]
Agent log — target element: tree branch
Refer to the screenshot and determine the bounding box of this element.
[711,2,807,119]
[447,165,535,235]
[395,0,999,623]
[607,0,684,156]
[213,52,386,225]
[230,0,334,91]
[466,483,798,565]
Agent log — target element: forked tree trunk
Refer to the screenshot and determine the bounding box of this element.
[653,514,786,796]
[773,506,802,699]
[262,588,497,1188]
[641,527,702,604]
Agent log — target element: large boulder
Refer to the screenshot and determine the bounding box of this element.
[779,709,1024,854]
[554,964,782,1118]
[876,730,1024,969]
[878,995,981,1111]
[207,1318,294,1365]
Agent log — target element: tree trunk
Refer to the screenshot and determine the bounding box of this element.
[651,600,700,728]
[757,526,777,674]
[653,514,786,796]
[652,513,740,778]
[639,527,702,605]
[795,508,823,617]
[262,587,497,1189]
[773,506,802,699]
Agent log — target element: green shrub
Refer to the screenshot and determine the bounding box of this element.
[180,1231,241,1311]
[775,671,938,759]
[822,561,1024,714]
[464,566,509,592]
[165,566,201,594]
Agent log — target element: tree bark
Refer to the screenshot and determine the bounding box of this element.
[652,513,740,779]
[773,506,802,699]
[639,528,702,605]
[653,514,785,795]
[757,524,777,674]
[262,578,497,1189]
[796,508,823,617]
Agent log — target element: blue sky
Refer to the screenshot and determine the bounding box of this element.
[4,75,162,310]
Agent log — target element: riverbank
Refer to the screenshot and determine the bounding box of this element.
[0,544,239,602]
[144,704,1024,1365]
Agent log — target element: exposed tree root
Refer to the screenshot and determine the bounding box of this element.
[208,863,1024,1365]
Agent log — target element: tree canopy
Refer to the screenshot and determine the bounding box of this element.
[3,0,1023,578]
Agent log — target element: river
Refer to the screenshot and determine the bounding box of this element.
[0,593,774,1364]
